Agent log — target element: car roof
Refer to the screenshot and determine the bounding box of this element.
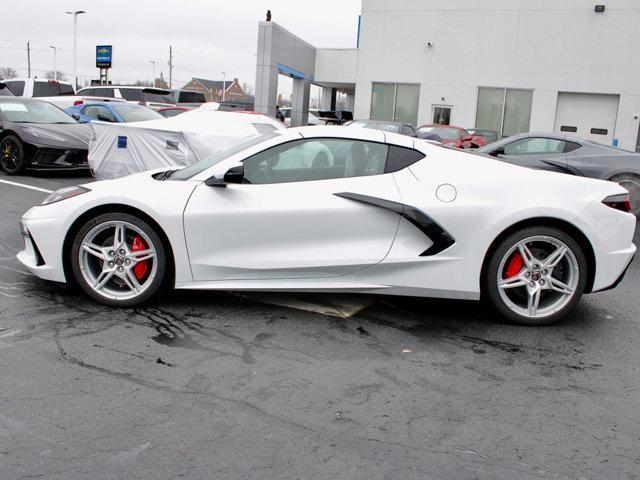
[288,125,417,147]
[0,97,50,103]
[6,77,73,84]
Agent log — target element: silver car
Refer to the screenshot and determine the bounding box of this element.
[478,132,640,216]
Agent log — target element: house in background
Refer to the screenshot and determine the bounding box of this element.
[182,77,245,102]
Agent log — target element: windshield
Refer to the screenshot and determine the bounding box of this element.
[112,104,163,122]
[418,126,459,140]
[171,132,281,180]
[0,100,76,124]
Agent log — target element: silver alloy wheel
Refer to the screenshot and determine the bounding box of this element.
[617,178,640,217]
[496,235,579,319]
[78,220,157,301]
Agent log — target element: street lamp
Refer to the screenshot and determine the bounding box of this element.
[222,71,226,102]
[65,10,85,91]
[149,61,156,87]
[49,45,58,80]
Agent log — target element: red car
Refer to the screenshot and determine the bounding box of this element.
[157,106,193,118]
[417,124,487,149]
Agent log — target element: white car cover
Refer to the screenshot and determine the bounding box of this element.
[88,110,285,180]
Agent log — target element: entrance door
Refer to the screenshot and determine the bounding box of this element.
[554,92,619,144]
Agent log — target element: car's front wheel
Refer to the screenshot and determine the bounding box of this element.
[484,226,587,326]
[70,212,166,307]
[0,135,26,175]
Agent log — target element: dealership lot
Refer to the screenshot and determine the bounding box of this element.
[0,173,639,479]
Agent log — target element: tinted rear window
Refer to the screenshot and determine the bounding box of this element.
[178,91,206,103]
[118,88,143,101]
[143,92,175,104]
[33,82,74,96]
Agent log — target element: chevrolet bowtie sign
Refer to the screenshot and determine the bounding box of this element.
[96,45,113,68]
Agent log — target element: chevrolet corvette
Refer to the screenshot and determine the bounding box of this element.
[17,126,636,325]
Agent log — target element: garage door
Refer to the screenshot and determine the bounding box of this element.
[554,93,619,145]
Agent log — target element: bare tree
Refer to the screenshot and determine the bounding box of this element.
[44,70,68,81]
[0,67,18,80]
[133,80,152,87]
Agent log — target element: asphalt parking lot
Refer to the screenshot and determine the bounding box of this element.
[1,172,639,480]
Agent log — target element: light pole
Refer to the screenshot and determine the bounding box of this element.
[49,45,58,80]
[65,10,85,91]
[222,71,226,102]
[149,61,156,87]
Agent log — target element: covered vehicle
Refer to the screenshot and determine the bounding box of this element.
[0,97,90,174]
[88,109,286,180]
[478,132,640,216]
[65,102,163,123]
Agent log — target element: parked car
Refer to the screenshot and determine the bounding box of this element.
[344,119,416,136]
[0,98,90,174]
[281,108,326,127]
[2,77,127,109]
[417,125,486,149]
[466,128,501,144]
[477,132,640,216]
[76,86,176,110]
[18,126,635,326]
[158,106,194,118]
[171,89,207,107]
[65,102,163,123]
[0,82,13,96]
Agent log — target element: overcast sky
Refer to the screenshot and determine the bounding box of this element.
[0,0,361,90]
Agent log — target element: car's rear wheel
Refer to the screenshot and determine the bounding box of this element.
[610,173,640,217]
[70,212,166,307]
[0,135,26,175]
[484,226,587,326]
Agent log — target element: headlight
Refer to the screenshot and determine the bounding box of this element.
[38,186,91,206]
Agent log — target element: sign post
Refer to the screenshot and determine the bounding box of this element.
[96,45,112,85]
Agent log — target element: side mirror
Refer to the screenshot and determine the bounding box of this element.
[97,113,113,122]
[70,111,81,121]
[223,165,244,184]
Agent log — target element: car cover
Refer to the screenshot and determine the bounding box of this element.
[88,110,285,180]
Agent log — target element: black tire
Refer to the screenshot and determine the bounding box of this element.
[483,226,588,326]
[70,212,166,307]
[609,173,640,217]
[0,135,26,175]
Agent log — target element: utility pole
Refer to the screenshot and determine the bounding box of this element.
[168,46,173,89]
[49,45,58,80]
[222,71,226,101]
[149,60,156,87]
[66,10,86,90]
[27,42,31,77]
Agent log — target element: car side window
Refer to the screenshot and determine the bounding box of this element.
[93,88,113,98]
[385,145,425,173]
[82,106,101,119]
[242,138,389,184]
[504,138,566,155]
[401,125,415,136]
[6,81,25,96]
[84,105,115,121]
[564,141,581,153]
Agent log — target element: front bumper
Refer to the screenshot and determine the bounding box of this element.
[16,214,68,283]
[28,146,89,170]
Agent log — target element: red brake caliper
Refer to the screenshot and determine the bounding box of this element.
[503,252,524,279]
[132,236,149,280]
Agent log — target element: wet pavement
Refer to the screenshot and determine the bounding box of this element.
[1,171,639,479]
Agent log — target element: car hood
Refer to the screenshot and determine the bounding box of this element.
[10,122,91,149]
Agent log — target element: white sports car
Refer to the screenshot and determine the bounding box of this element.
[18,126,636,325]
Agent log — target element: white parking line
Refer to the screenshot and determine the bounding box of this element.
[0,179,52,194]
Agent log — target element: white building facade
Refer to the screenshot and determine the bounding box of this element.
[255,0,640,151]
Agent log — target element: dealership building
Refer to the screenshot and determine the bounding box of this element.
[254,0,640,151]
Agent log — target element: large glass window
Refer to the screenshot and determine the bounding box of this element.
[243,138,389,184]
[476,87,532,137]
[371,83,420,127]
